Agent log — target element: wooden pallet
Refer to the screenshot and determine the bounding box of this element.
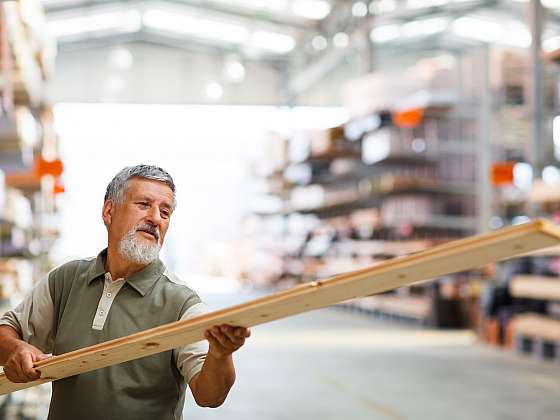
[1,219,560,395]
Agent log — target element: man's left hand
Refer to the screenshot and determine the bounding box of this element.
[204,325,251,359]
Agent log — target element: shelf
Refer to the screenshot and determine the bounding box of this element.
[336,239,431,257]
[367,153,436,166]
[362,179,475,196]
[292,198,376,218]
[4,170,41,191]
[350,295,432,321]
[384,215,477,231]
[272,176,476,206]
[431,141,476,155]
[1,1,53,108]
[246,51,481,308]
[306,149,361,163]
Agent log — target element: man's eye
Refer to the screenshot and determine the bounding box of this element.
[138,202,149,207]
[162,210,171,218]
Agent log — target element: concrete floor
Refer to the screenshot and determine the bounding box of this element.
[183,291,560,420]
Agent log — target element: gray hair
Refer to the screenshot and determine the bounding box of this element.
[104,164,176,209]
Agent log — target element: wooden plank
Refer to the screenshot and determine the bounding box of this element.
[510,276,560,301]
[1,219,560,395]
[510,313,560,342]
[520,244,560,257]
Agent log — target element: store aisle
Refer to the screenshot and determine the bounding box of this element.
[184,291,560,420]
[2,290,559,420]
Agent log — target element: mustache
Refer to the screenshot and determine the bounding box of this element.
[135,224,160,240]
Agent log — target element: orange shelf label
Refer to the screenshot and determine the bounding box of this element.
[393,108,424,128]
[491,162,515,186]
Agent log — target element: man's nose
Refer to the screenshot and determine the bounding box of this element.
[146,206,162,225]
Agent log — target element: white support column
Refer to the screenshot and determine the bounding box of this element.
[477,46,492,233]
[529,0,545,181]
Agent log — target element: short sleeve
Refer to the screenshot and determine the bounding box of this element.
[0,275,55,353]
[173,302,209,383]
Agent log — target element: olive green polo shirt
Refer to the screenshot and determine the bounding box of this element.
[0,249,208,420]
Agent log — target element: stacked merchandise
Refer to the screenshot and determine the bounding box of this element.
[1,0,60,417]
[478,51,560,362]
[243,52,488,329]
[481,187,560,362]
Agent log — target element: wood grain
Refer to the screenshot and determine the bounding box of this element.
[1,219,560,395]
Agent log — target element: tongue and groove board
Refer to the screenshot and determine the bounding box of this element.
[1,219,560,395]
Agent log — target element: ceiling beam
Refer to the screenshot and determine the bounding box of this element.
[44,0,316,31]
[54,29,288,64]
[288,0,501,98]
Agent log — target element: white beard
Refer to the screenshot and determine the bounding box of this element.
[118,226,161,265]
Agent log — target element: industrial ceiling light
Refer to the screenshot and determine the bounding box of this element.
[210,0,286,13]
[352,1,368,17]
[451,16,531,48]
[333,32,350,48]
[451,16,501,43]
[48,9,141,38]
[405,0,449,9]
[223,58,246,83]
[143,9,250,44]
[249,30,296,54]
[292,0,331,20]
[401,16,449,38]
[121,9,142,33]
[371,0,397,13]
[144,8,295,55]
[108,47,134,71]
[311,35,328,51]
[205,82,224,101]
[370,24,401,43]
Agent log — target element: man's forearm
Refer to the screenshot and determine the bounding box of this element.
[0,325,24,365]
[190,354,236,408]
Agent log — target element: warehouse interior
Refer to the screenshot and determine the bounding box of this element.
[1,0,560,419]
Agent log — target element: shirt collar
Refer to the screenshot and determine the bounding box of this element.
[87,248,166,297]
[87,249,108,285]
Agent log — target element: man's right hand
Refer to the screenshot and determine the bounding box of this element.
[3,342,49,383]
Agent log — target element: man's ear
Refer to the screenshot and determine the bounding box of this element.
[102,200,114,226]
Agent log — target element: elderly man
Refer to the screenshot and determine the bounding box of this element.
[0,164,250,420]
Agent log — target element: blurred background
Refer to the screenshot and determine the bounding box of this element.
[1,0,560,419]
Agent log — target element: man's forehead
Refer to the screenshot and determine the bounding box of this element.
[126,179,174,200]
